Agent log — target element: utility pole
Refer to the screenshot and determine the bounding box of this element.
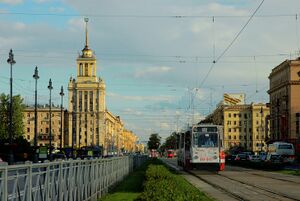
[59,86,64,151]
[7,49,16,165]
[33,66,39,162]
[48,79,53,161]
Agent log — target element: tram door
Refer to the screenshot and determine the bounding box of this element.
[184,131,191,167]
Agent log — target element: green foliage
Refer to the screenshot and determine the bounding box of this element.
[147,133,161,150]
[100,159,150,201]
[136,159,213,201]
[0,93,25,140]
[161,132,177,152]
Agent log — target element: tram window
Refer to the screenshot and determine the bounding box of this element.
[193,133,218,148]
[193,127,217,132]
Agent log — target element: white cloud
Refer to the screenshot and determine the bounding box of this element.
[0,0,23,5]
[33,0,50,3]
[49,7,65,13]
[134,66,173,78]
[107,92,175,102]
[13,22,26,31]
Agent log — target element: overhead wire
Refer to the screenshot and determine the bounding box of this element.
[180,0,266,127]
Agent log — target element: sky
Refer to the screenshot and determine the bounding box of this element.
[0,0,300,143]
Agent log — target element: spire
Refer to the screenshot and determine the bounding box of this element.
[80,17,94,58]
[84,17,89,48]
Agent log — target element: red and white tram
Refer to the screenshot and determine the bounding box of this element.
[177,124,225,171]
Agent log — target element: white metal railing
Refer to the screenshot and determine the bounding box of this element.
[0,156,147,201]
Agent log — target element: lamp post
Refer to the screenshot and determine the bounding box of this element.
[33,66,39,162]
[7,49,16,165]
[59,86,64,151]
[48,79,53,161]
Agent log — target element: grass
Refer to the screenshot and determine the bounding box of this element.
[100,159,213,201]
[99,160,149,201]
[275,169,300,176]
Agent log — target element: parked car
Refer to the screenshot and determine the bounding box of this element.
[234,153,247,161]
[259,152,267,161]
[249,155,260,162]
[266,153,282,164]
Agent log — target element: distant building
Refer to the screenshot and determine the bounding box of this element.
[205,100,270,152]
[22,19,139,154]
[23,105,67,148]
[67,19,106,149]
[268,58,300,144]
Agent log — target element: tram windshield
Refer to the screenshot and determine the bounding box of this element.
[193,133,218,148]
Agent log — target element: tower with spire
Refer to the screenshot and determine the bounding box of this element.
[68,18,106,148]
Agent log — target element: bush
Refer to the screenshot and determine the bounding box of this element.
[135,160,212,201]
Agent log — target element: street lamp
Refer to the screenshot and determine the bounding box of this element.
[7,49,16,165]
[59,86,64,151]
[48,79,53,161]
[33,66,39,162]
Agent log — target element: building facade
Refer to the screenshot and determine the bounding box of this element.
[67,19,106,149]
[268,58,300,143]
[206,102,270,152]
[23,106,67,149]
[22,19,139,155]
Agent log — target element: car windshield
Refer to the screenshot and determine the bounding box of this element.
[193,133,218,148]
[278,145,293,149]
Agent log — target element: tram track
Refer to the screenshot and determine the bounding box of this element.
[226,165,300,184]
[189,169,299,201]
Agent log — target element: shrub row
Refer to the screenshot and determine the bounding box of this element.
[135,159,212,201]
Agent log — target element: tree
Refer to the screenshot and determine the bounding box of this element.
[164,132,177,150]
[0,93,25,140]
[147,133,161,150]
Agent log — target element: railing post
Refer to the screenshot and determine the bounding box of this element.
[26,161,33,201]
[0,162,8,201]
[58,160,63,201]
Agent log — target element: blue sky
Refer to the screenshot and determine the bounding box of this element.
[1,0,300,142]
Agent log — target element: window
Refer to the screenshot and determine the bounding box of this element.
[256,135,258,139]
[239,121,241,126]
[79,63,83,76]
[91,63,94,76]
[233,128,236,132]
[244,113,247,119]
[89,91,93,111]
[234,135,236,140]
[234,121,236,125]
[84,91,88,112]
[244,136,246,140]
[229,135,231,140]
[27,128,30,133]
[27,113,30,117]
[234,113,237,118]
[228,128,231,132]
[79,91,83,112]
[228,113,231,118]
[85,63,88,76]
[227,121,231,125]
[27,135,30,140]
[296,113,300,135]
[46,128,49,133]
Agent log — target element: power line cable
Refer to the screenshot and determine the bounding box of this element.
[0,11,297,19]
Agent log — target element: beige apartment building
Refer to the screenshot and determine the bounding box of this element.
[205,95,270,152]
[23,106,66,149]
[268,58,300,143]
